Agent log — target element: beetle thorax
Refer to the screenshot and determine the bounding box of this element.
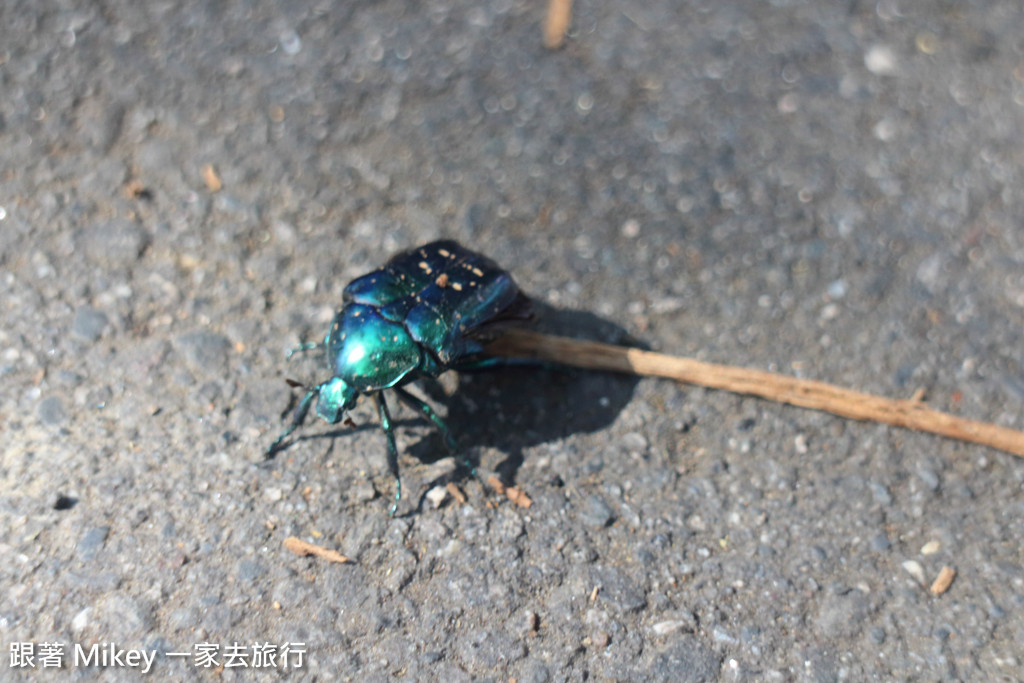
[325,304,421,392]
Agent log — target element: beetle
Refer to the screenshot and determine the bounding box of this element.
[266,239,532,515]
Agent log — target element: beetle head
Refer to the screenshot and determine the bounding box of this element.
[316,377,358,423]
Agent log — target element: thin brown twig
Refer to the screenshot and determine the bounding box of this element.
[486,329,1024,459]
[544,0,573,49]
[283,536,351,564]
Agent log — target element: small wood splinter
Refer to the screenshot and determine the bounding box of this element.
[930,566,957,595]
[488,476,533,508]
[283,536,351,564]
[487,329,1024,460]
[544,0,573,49]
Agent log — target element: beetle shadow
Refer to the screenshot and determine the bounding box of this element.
[403,301,644,507]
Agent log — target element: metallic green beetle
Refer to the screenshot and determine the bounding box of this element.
[267,240,531,514]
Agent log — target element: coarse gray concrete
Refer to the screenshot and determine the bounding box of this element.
[2,0,1023,680]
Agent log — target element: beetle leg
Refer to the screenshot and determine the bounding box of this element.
[374,392,402,517]
[393,386,481,481]
[266,387,318,458]
[393,387,460,456]
[285,341,322,360]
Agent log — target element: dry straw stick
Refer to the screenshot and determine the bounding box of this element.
[487,329,1024,459]
[544,0,573,49]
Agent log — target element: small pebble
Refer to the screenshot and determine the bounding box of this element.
[917,466,940,491]
[175,331,232,374]
[740,625,760,644]
[686,514,706,532]
[712,627,738,645]
[920,540,941,555]
[869,533,891,552]
[80,219,148,266]
[77,526,110,561]
[516,609,540,637]
[54,495,77,511]
[279,29,302,56]
[37,396,67,426]
[72,308,109,342]
[869,481,892,506]
[71,608,92,633]
[621,431,648,453]
[620,219,641,238]
[580,495,614,528]
[826,279,848,300]
[652,620,688,636]
[351,481,377,503]
[426,485,450,509]
[902,560,926,585]
[865,45,896,75]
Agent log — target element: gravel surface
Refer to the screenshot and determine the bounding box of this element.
[3,0,1024,680]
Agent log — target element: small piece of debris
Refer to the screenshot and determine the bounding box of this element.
[425,485,449,508]
[920,540,941,555]
[930,566,956,595]
[124,179,153,200]
[283,536,350,564]
[901,559,926,585]
[864,45,896,75]
[620,218,641,238]
[826,279,848,300]
[445,482,467,504]
[651,620,688,636]
[506,486,532,508]
[201,163,222,192]
[487,476,533,508]
[526,609,540,633]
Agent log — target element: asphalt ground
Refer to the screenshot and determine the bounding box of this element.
[2,0,1023,680]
